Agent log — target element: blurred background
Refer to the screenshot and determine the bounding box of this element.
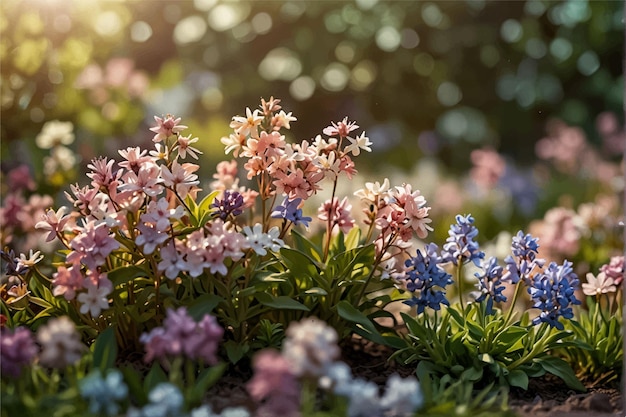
[1,0,624,258]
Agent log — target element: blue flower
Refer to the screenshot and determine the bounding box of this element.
[79,369,128,416]
[474,257,507,315]
[441,214,485,267]
[271,197,312,227]
[528,260,581,330]
[212,190,245,220]
[504,231,545,285]
[403,243,453,314]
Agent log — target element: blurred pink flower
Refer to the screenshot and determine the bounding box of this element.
[37,316,84,368]
[582,272,616,297]
[247,349,300,417]
[470,148,506,190]
[600,256,624,286]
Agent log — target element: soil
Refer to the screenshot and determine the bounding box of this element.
[206,336,624,417]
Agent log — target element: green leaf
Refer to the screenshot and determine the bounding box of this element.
[537,356,586,392]
[92,326,118,372]
[336,300,386,345]
[255,293,310,311]
[344,227,362,250]
[143,363,168,393]
[187,294,224,320]
[506,369,529,389]
[188,363,227,404]
[224,340,249,364]
[302,287,328,296]
[121,365,147,405]
[108,265,149,286]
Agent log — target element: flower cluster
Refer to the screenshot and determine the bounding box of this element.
[529,261,581,330]
[0,326,38,377]
[141,307,224,364]
[79,369,128,416]
[441,214,485,266]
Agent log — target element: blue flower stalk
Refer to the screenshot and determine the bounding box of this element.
[474,256,507,315]
[528,260,581,330]
[441,214,485,313]
[403,243,454,315]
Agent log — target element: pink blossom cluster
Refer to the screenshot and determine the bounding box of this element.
[140,307,223,364]
[220,97,369,211]
[354,178,433,271]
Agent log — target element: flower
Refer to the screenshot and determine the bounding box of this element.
[77,283,111,316]
[271,197,312,228]
[344,131,372,156]
[79,369,128,416]
[528,260,581,329]
[379,374,424,416]
[141,307,223,364]
[503,231,545,285]
[282,317,340,377]
[150,115,188,143]
[247,349,300,417]
[230,107,263,138]
[323,117,359,138]
[317,196,355,234]
[176,134,202,159]
[35,120,75,149]
[242,224,284,256]
[474,256,507,314]
[37,316,84,368]
[402,243,454,314]
[0,326,38,377]
[212,190,245,220]
[441,214,485,267]
[582,272,616,296]
[600,255,624,286]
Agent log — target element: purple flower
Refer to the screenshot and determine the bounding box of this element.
[1,326,38,377]
[504,231,545,285]
[441,214,485,267]
[140,307,224,364]
[403,243,453,314]
[528,260,581,330]
[474,257,507,315]
[212,190,245,220]
[271,197,312,227]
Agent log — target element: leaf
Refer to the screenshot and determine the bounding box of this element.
[255,293,310,311]
[506,369,529,389]
[188,363,227,404]
[92,326,118,372]
[143,363,168,393]
[302,287,328,296]
[224,340,249,364]
[537,356,586,392]
[344,227,362,250]
[108,265,149,286]
[187,294,224,320]
[336,300,386,345]
[121,365,147,405]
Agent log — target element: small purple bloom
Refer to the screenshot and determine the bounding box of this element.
[271,197,312,227]
[504,231,545,285]
[441,214,485,267]
[212,190,245,220]
[1,326,38,377]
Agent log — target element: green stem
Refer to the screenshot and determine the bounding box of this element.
[503,282,524,327]
[456,261,465,319]
[322,178,339,263]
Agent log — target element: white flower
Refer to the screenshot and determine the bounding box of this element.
[16,250,44,270]
[77,284,110,316]
[344,132,372,156]
[354,178,390,202]
[380,374,424,416]
[582,272,616,296]
[242,224,284,256]
[36,120,75,149]
[283,317,340,377]
[37,316,84,368]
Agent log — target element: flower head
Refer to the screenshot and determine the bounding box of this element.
[35,120,75,149]
[150,115,188,143]
[0,326,38,377]
[247,349,300,416]
[441,214,485,266]
[600,255,624,286]
[282,317,340,377]
[37,316,84,368]
[503,231,545,285]
[474,256,507,314]
[79,369,128,416]
[528,260,581,329]
[582,272,616,296]
[212,190,245,220]
[271,197,312,228]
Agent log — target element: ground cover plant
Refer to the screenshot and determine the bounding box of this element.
[1,98,623,417]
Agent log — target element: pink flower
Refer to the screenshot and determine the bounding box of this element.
[36,206,71,242]
[582,272,616,297]
[86,157,118,191]
[470,148,506,190]
[318,197,355,234]
[37,316,84,368]
[141,198,184,232]
[52,265,84,301]
[176,134,202,159]
[118,147,152,173]
[160,160,200,199]
[150,115,188,143]
[600,256,624,286]
[77,282,110,316]
[136,222,169,254]
[247,350,300,417]
[68,221,120,271]
[230,107,263,138]
[157,241,182,280]
[323,117,359,138]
